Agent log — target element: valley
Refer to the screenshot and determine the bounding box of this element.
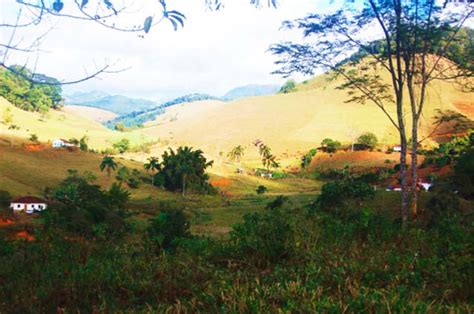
[0,1,473,310]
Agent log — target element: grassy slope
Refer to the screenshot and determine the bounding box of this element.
[0,98,148,149]
[62,105,118,122]
[134,68,471,162]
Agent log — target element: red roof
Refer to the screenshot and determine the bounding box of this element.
[11,196,46,204]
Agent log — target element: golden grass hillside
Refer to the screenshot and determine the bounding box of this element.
[134,69,472,161]
[0,97,150,149]
[63,105,118,122]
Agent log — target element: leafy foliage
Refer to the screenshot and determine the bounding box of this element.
[279,79,296,94]
[315,179,375,211]
[227,145,245,162]
[320,138,341,153]
[423,131,473,168]
[113,138,130,154]
[144,157,161,186]
[0,190,11,208]
[256,185,268,195]
[115,166,141,188]
[44,170,129,238]
[0,66,62,112]
[259,144,279,170]
[357,132,378,150]
[453,135,474,199]
[160,147,214,195]
[147,209,191,250]
[301,148,317,169]
[230,196,294,265]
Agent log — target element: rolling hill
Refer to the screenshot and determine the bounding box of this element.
[133,68,472,160]
[63,105,118,122]
[0,97,150,149]
[106,93,221,128]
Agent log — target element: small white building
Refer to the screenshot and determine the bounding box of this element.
[52,138,74,148]
[419,179,433,191]
[10,196,48,214]
[393,145,402,152]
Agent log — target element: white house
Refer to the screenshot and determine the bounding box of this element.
[52,138,75,148]
[418,179,433,191]
[10,196,48,214]
[393,145,402,152]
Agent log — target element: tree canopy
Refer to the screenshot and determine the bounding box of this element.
[159,146,214,196]
[0,66,62,112]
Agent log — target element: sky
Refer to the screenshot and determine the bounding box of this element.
[0,0,344,102]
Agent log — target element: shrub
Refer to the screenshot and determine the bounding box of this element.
[29,134,39,142]
[279,79,296,94]
[0,190,11,208]
[301,148,317,169]
[426,192,461,227]
[321,138,341,153]
[115,166,141,189]
[454,149,474,199]
[44,171,129,239]
[315,180,375,211]
[357,132,378,150]
[147,209,191,250]
[256,185,268,194]
[79,136,89,152]
[230,196,294,265]
[113,138,130,154]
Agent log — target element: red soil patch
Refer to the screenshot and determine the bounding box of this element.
[23,143,46,151]
[417,165,452,178]
[0,219,14,227]
[453,101,474,118]
[15,230,35,241]
[309,151,401,172]
[210,178,232,188]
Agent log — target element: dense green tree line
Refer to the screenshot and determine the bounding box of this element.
[0,66,62,113]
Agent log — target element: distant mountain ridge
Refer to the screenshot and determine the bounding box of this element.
[222,84,280,100]
[64,91,158,115]
[66,83,281,127]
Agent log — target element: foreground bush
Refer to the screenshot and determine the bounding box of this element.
[0,195,472,312]
[230,196,295,265]
[147,209,191,250]
[43,170,130,239]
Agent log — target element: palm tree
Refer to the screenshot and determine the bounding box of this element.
[259,144,279,172]
[227,145,245,163]
[100,156,118,188]
[161,146,213,197]
[144,156,161,186]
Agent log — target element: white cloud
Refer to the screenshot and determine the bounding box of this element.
[1,0,341,101]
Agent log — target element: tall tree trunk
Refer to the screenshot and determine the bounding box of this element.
[107,169,111,189]
[410,114,419,219]
[182,174,186,197]
[400,136,409,223]
[396,94,409,224]
[151,172,154,187]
